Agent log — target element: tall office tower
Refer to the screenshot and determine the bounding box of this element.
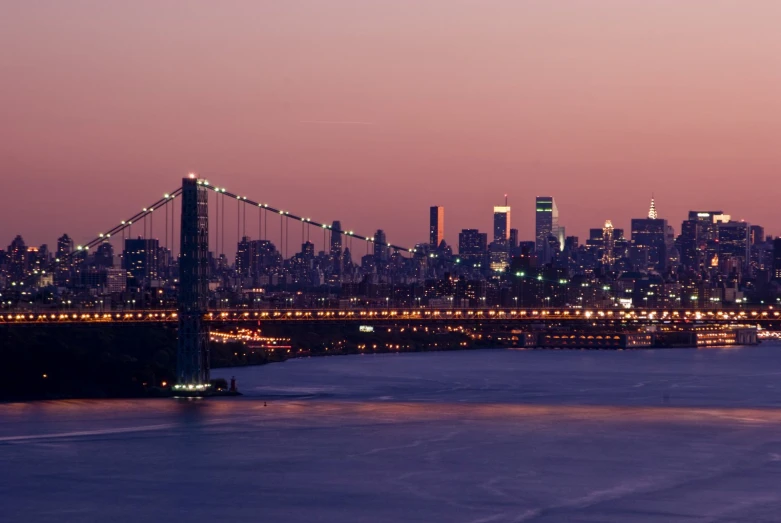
[55,234,74,285]
[689,211,730,267]
[7,235,27,280]
[330,220,343,274]
[489,241,509,272]
[631,199,668,271]
[493,205,511,244]
[750,225,765,245]
[249,239,280,274]
[459,229,488,267]
[300,241,315,261]
[123,238,161,280]
[717,220,750,273]
[330,221,343,257]
[373,229,389,262]
[94,242,115,268]
[774,238,781,280]
[679,220,699,271]
[429,206,445,249]
[556,226,566,251]
[535,196,559,253]
[57,234,74,257]
[509,229,519,250]
[601,220,615,266]
[235,236,254,277]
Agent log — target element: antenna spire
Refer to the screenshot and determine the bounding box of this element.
[648,195,657,219]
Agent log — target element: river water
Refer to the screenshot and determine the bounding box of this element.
[3,344,781,522]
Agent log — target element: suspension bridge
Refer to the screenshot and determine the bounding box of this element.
[11,174,432,390]
[8,175,777,390]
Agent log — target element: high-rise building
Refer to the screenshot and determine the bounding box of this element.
[680,211,725,271]
[718,221,750,273]
[750,225,765,245]
[330,221,342,255]
[373,229,389,262]
[602,221,615,266]
[330,220,343,274]
[631,199,668,271]
[94,242,114,268]
[429,206,444,249]
[105,267,127,294]
[235,236,254,277]
[509,229,519,250]
[55,234,74,285]
[773,238,781,280]
[489,241,509,272]
[56,234,74,258]
[123,238,160,280]
[7,235,27,280]
[535,196,559,254]
[493,206,511,244]
[249,240,280,276]
[459,229,488,268]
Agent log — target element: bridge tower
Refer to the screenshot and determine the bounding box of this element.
[176,175,210,386]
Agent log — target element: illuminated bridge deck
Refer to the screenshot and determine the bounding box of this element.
[0,309,778,325]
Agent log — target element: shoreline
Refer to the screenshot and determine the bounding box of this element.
[3,341,772,403]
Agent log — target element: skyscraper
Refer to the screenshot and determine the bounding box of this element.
[56,234,74,258]
[509,229,519,250]
[235,236,254,277]
[535,196,559,254]
[717,220,750,273]
[7,235,27,280]
[602,220,615,266]
[493,205,510,244]
[373,229,389,262]
[680,211,724,271]
[94,242,115,268]
[123,238,160,280]
[773,238,781,280]
[750,225,765,245]
[330,220,343,274]
[429,206,444,249]
[55,234,74,285]
[459,229,488,268]
[330,221,342,257]
[631,198,668,271]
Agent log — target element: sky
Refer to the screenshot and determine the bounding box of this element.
[2,1,780,256]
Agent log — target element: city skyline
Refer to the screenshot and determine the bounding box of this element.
[0,192,771,262]
[2,2,780,249]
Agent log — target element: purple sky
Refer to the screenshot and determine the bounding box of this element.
[2,1,780,256]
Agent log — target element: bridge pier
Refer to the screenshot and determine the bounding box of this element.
[176,175,210,387]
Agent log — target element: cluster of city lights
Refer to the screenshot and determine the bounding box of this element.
[172,383,211,391]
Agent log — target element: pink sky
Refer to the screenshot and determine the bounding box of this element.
[2,1,780,256]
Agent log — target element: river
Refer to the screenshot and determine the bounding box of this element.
[2,344,781,522]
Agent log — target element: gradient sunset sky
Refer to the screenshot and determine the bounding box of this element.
[2,1,780,255]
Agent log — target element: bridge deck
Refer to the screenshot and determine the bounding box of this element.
[0,308,777,325]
